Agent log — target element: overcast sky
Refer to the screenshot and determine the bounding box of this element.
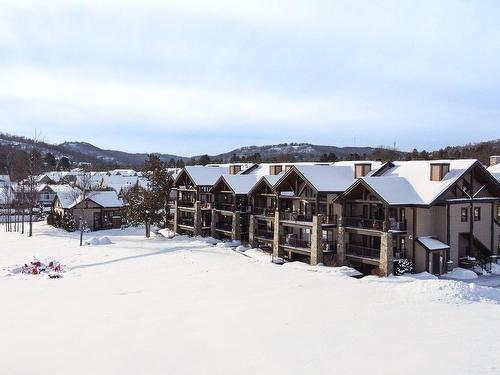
[0,0,499,156]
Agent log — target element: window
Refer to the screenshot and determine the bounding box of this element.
[473,207,481,221]
[461,207,468,222]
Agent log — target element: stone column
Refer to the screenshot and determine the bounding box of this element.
[337,225,346,266]
[193,201,202,236]
[380,231,394,276]
[248,215,256,247]
[210,209,217,238]
[173,199,179,234]
[272,210,283,258]
[310,215,323,265]
[232,211,241,241]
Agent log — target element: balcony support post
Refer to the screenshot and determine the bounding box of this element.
[193,201,202,236]
[231,211,241,241]
[248,214,256,247]
[173,198,179,234]
[310,215,323,265]
[380,231,394,276]
[273,210,283,258]
[337,225,346,266]
[210,209,217,239]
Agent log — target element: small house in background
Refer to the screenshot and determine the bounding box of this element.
[54,189,124,231]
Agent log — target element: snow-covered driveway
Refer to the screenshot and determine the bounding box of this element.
[1,223,500,375]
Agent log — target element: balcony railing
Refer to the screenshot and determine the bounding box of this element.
[253,207,276,217]
[178,218,194,227]
[343,216,407,231]
[280,212,313,222]
[280,235,311,249]
[343,216,384,230]
[215,203,249,212]
[321,240,337,252]
[346,244,380,259]
[319,214,337,225]
[178,200,194,208]
[255,229,274,240]
[216,222,233,232]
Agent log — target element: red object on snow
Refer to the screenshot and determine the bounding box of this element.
[32,267,39,275]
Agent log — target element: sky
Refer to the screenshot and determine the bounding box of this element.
[0,0,499,156]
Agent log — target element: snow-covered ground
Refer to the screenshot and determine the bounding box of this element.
[1,223,500,375]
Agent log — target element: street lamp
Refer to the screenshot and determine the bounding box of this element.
[79,216,88,246]
[145,210,150,238]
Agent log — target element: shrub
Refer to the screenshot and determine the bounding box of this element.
[63,212,76,232]
[395,258,414,276]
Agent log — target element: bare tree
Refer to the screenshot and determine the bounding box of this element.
[25,132,44,237]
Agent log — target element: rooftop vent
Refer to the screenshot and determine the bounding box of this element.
[430,163,450,181]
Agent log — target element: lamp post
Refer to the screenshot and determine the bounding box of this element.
[79,216,88,246]
[145,210,150,238]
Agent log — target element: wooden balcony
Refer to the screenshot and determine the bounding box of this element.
[346,244,380,260]
[280,236,311,250]
[255,229,274,240]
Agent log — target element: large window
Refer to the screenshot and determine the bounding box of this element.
[461,207,468,222]
[473,207,481,221]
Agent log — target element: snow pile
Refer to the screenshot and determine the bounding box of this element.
[215,240,241,248]
[396,279,500,304]
[202,237,220,245]
[7,258,65,278]
[441,267,478,280]
[282,262,362,277]
[488,263,500,276]
[84,236,112,246]
[235,245,248,252]
[158,228,175,238]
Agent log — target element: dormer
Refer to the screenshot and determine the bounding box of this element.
[490,155,500,167]
[430,163,450,181]
[354,163,371,178]
[229,165,241,175]
[269,165,283,175]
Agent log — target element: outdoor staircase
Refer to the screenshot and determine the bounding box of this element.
[460,234,493,274]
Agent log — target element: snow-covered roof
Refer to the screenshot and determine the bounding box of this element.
[107,169,138,177]
[291,161,382,192]
[218,175,261,195]
[262,174,283,187]
[417,236,450,251]
[101,175,140,192]
[488,163,500,181]
[183,166,229,186]
[55,186,82,209]
[87,191,123,208]
[360,159,477,205]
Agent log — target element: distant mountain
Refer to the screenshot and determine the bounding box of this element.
[1,132,499,169]
[59,142,189,166]
[204,143,377,162]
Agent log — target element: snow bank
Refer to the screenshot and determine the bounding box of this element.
[441,267,478,280]
[158,228,175,238]
[85,236,112,246]
[488,263,500,276]
[282,262,362,277]
[215,240,241,248]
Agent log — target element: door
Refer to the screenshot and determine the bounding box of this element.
[432,252,441,275]
[93,212,102,231]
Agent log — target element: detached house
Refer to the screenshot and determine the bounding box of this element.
[54,190,124,231]
[335,160,500,276]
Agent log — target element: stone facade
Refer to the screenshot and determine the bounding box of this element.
[379,231,393,276]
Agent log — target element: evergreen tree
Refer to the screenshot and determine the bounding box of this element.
[44,152,57,170]
[57,157,71,171]
[63,212,76,232]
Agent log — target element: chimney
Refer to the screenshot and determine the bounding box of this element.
[269,165,283,175]
[490,155,500,167]
[354,163,371,178]
[430,163,450,181]
[229,165,241,175]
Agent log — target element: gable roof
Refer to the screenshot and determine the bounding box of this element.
[276,161,382,193]
[69,191,123,209]
[215,174,262,195]
[340,159,500,206]
[178,166,229,187]
[54,186,82,209]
